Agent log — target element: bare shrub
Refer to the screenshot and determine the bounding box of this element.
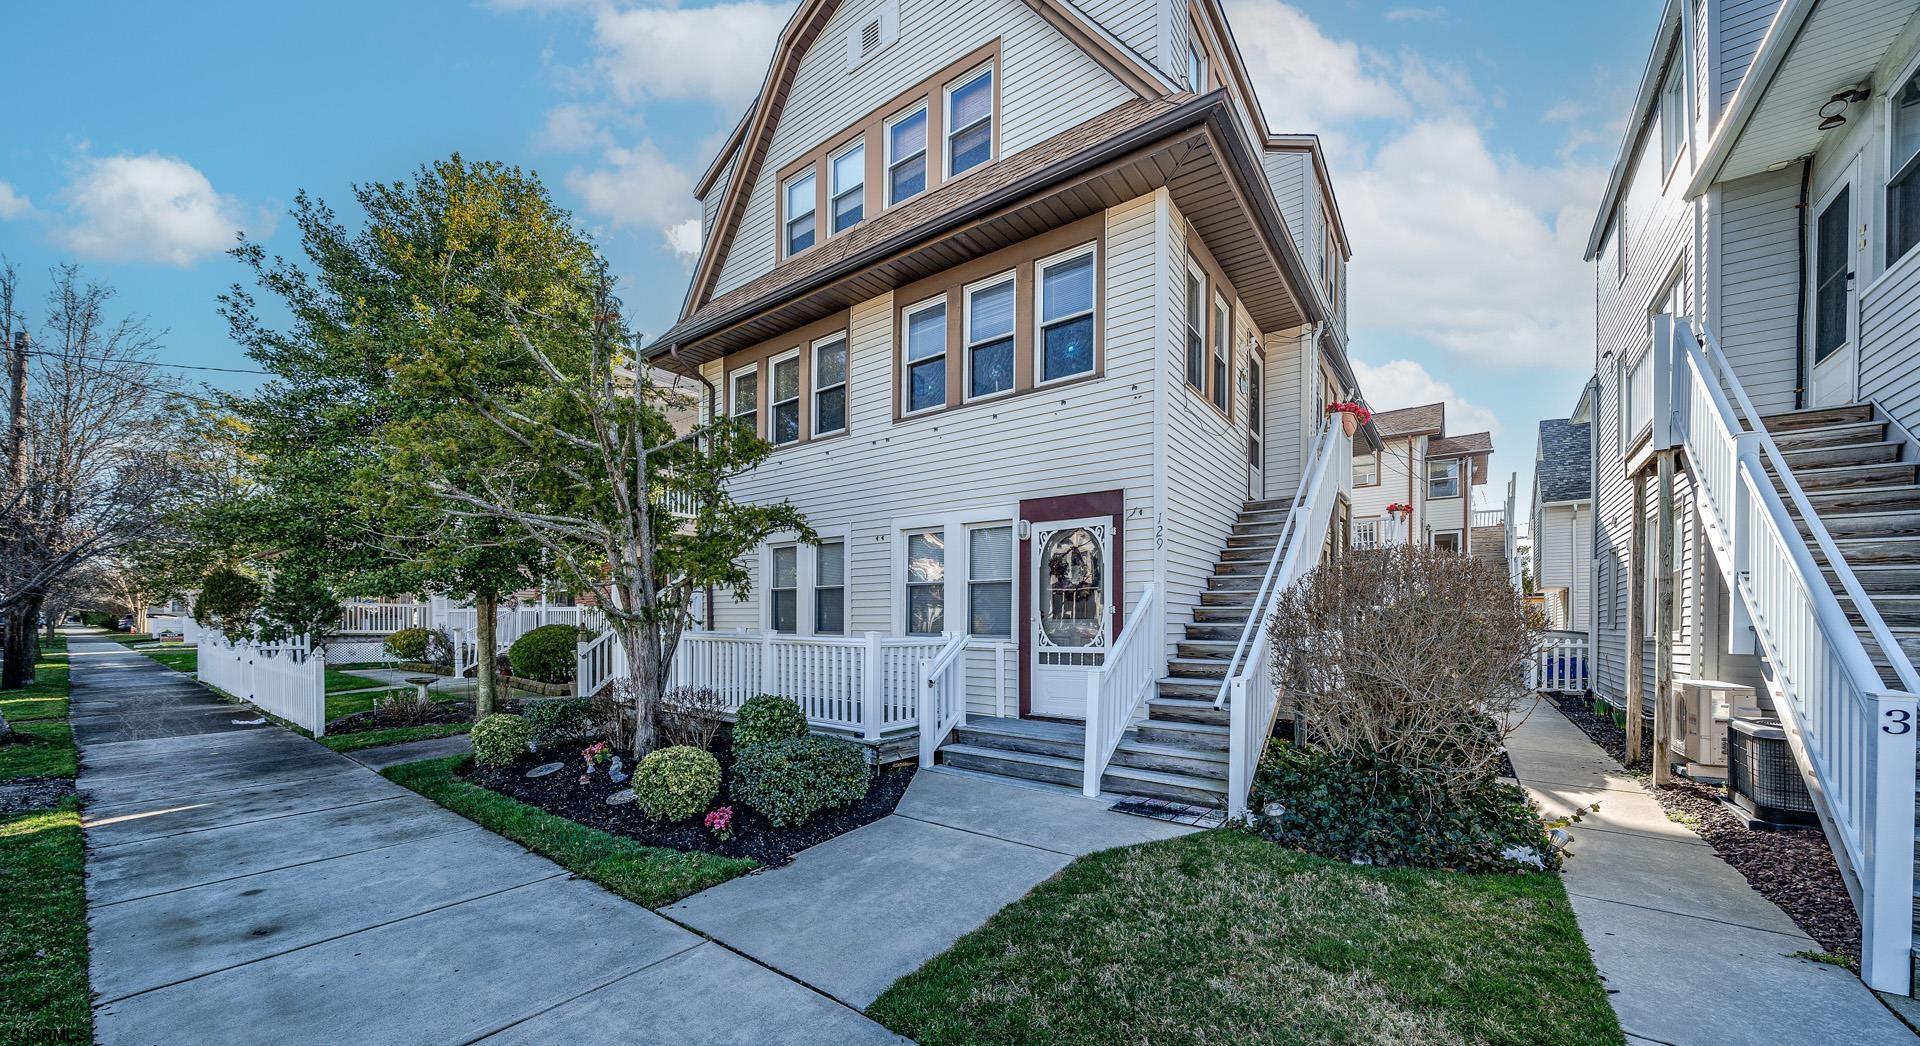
[661,686,728,751]
[596,679,637,752]
[1267,545,1544,803]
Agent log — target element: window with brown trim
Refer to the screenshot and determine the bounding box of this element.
[1183,260,1205,390]
[945,64,994,177]
[783,168,816,256]
[1037,243,1096,384]
[963,272,1016,400]
[729,364,758,434]
[769,350,802,445]
[830,141,865,234]
[902,295,949,414]
[813,335,848,437]
[1210,293,1230,412]
[887,104,929,205]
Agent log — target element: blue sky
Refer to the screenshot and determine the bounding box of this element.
[0,0,1659,509]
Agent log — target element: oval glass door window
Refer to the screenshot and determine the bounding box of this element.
[1040,527,1104,647]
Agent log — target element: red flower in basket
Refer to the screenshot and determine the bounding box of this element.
[1325,401,1371,436]
[1385,502,1412,516]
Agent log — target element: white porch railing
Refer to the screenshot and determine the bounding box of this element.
[665,630,959,741]
[1470,508,1506,529]
[196,631,328,736]
[919,633,972,767]
[337,602,428,634]
[1675,317,1919,993]
[449,603,600,677]
[1530,630,1589,693]
[1081,583,1160,796]
[1218,418,1353,818]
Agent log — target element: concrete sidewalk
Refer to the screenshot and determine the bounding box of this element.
[1508,696,1915,1046]
[71,636,900,1045]
[664,767,1197,1008]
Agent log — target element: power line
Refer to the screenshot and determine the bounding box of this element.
[18,347,268,376]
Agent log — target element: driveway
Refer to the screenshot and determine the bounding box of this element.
[71,636,898,1045]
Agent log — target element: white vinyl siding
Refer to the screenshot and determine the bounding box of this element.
[1712,167,1802,416]
[1717,0,1786,118]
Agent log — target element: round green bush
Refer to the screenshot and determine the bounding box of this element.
[507,624,582,684]
[731,735,871,827]
[471,714,534,768]
[384,626,431,662]
[522,696,596,747]
[631,746,722,822]
[732,693,808,749]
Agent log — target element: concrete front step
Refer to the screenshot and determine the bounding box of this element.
[1797,510,1920,540]
[1787,461,1920,492]
[1148,694,1230,724]
[1767,419,1888,450]
[1764,404,1876,432]
[1780,440,1906,469]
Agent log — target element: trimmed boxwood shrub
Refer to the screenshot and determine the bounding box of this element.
[471,713,534,768]
[631,746,722,822]
[731,735,871,827]
[507,624,582,684]
[523,697,595,747]
[732,693,808,750]
[1249,740,1557,874]
[384,627,431,662]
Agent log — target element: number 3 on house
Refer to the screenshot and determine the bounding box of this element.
[1885,708,1913,735]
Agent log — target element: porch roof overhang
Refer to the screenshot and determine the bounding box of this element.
[647,92,1328,374]
[1683,0,1920,199]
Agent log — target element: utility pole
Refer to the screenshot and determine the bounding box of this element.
[6,331,23,497]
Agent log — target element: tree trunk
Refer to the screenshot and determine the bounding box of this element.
[133,601,149,636]
[475,594,499,719]
[1,594,42,690]
[620,625,662,760]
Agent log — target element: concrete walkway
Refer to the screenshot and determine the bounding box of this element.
[70,636,899,1045]
[1508,696,1915,1045]
[664,768,1198,1008]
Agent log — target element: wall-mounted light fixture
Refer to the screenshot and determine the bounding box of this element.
[1818,86,1871,131]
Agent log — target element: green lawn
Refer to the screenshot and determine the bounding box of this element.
[0,799,89,1044]
[140,646,197,674]
[0,722,76,783]
[320,721,474,753]
[382,756,754,906]
[324,667,389,694]
[869,830,1622,1046]
[0,636,70,723]
[324,686,413,721]
[110,633,154,645]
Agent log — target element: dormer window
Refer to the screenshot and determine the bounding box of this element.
[831,141,865,234]
[784,168,816,256]
[945,65,994,177]
[887,105,928,205]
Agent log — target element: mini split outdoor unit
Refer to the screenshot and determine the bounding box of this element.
[1726,719,1818,828]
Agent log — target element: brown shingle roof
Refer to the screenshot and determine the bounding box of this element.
[1372,402,1445,439]
[1429,431,1493,457]
[659,97,1185,347]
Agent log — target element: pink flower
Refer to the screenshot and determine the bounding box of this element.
[705,805,734,839]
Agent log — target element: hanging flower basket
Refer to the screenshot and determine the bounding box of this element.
[1325,401,1371,436]
[1385,502,1412,517]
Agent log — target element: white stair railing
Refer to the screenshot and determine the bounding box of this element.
[1081,583,1160,796]
[1217,419,1352,818]
[575,628,626,700]
[918,632,972,767]
[1677,318,1919,994]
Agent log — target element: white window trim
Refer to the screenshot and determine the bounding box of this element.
[758,527,852,638]
[1187,22,1206,91]
[728,362,759,428]
[1880,52,1920,283]
[1428,457,1462,500]
[1354,518,1379,549]
[888,507,1019,639]
[885,102,930,208]
[1183,256,1206,391]
[1658,53,1686,181]
[1431,529,1464,553]
[962,270,1018,403]
[767,348,802,446]
[943,63,995,179]
[765,541,801,634]
[1210,291,1231,412]
[783,167,817,258]
[811,334,849,439]
[964,521,1015,639]
[829,139,865,236]
[900,294,949,417]
[1033,241,1098,388]
[1354,453,1378,487]
[812,528,851,635]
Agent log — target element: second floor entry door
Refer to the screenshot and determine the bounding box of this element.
[1810,158,1862,408]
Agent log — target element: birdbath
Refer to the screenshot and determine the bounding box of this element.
[403,676,438,706]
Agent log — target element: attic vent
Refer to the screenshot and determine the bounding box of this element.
[844,0,898,72]
[860,19,881,53]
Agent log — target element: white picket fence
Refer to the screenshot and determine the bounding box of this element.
[1530,631,1590,693]
[196,631,328,736]
[337,602,429,634]
[664,630,954,740]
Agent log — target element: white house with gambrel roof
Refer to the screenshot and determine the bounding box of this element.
[634,0,1382,819]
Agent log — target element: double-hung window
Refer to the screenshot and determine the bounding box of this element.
[1037,244,1096,383]
[770,545,799,633]
[886,105,928,205]
[964,273,1016,400]
[830,141,865,234]
[967,525,1013,637]
[784,169,816,256]
[815,541,845,634]
[1210,294,1230,412]
[1354,453,1378,486]
[902,297,948,414]
[905,529,946,634]
[1658,58,1684,175]
[945,65,994,176]
[1428,458,1460,499]
[1187,25,1206,91]
[1889,67,1920,266]
[813,336,848,437]
[769,351,801,446]
[729,366,757,432]
[1183,262,1205,390]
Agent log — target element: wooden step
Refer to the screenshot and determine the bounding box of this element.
[1843,594,1920,627]
[1109,737,1230,779]
[1207,574,1263,592]
[1225,531,1285,549]
[1183,621,1247,642]
[1242,497,1294,513]
[1769,419,1889,450]
[1789,461,1919,492]
[1175,640,1238,661]
[1237,507,1290,525]
[1822,564,1920,593]
[1129,716,1231,750]
[1101,763,1227,806]
[1806,484,1920,514]
[1164,657,1230,679]
[1200,588,1259,606]
[1764,404,1875,432]
[939,744,1082,789]
[1190,605,1253,624]
[1231,519,1289,537]
[1781,440,1905,469]
[1148,694,1230,724]
[948,718,1084,760]
[1832,536,1920,565]
[1213,559,1267,577]
[1219,544,1280,562]
[1796,510,1920,540]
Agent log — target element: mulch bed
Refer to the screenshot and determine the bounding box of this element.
[327,697,522,736]
[467,738,914,867]
[0,777,77,817]
[1544,692,1860,963]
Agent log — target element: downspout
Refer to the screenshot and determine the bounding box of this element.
[1793,158,1812,410]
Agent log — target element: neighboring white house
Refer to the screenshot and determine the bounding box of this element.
[1530,384,1593,631]
[1349,402,1494,555]
[637,0,1381,818]
[1585,0,1920,994]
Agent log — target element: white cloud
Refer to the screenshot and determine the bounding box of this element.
[54,153,256,266]
[566,139,701,258]
[538,103,609,153]
[663,218,704,263]
[1221,0,1407,126]
[1350,358,1500,438]
[0,181,30,219]
[1384,6,1445,22]
[591,2,791,110]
